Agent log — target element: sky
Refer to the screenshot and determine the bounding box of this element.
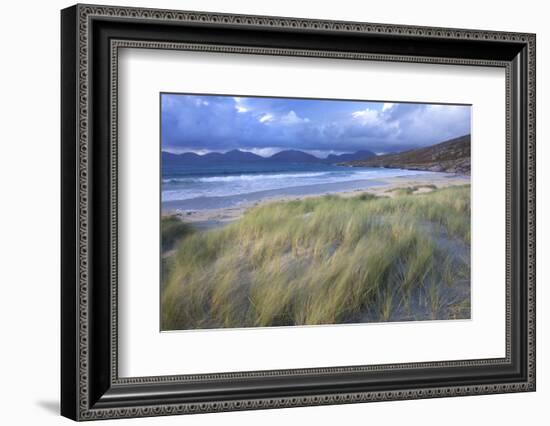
[161,93,471,157]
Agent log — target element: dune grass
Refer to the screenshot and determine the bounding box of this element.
[161,215,195,252]
[385,184,438,196]
[161,185,471,330]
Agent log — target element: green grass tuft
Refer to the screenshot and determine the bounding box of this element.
[161,215,195,252]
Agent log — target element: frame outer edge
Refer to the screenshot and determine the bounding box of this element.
[527,33,536,390]
[61,4,80,421]
[77,2,91,420]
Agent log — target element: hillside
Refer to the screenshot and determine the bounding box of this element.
[267,149,320,163]
[325,149,375,163]
[162,150,262,165]
[162,148,377,166]
[343,135,471,174]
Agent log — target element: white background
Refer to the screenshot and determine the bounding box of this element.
[119,49,505,376]
[0,0,547,425]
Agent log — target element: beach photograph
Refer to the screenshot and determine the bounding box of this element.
[160,93,471,331]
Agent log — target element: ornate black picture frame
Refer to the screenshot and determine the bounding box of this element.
[61,4,536,421]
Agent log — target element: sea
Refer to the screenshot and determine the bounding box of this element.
[161,163,433,211]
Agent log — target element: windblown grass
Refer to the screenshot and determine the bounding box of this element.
[161,185,471,330]
[161,215,195,252]
[385,184,437,196]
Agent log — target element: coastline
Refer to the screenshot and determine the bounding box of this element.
[163,172,470,231]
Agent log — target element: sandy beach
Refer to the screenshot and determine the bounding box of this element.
[163,173,470,231]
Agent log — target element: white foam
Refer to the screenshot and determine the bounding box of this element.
[162,168,430,202]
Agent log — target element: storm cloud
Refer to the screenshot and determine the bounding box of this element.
[161,94,471,156]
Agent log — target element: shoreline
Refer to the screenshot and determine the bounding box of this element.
[163,173,470,231]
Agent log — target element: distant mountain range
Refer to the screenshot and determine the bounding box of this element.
[162,136,471,174]
[342,134,471,174]
[162,148,376,166]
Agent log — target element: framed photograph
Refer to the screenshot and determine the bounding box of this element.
[61,4,536,421]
